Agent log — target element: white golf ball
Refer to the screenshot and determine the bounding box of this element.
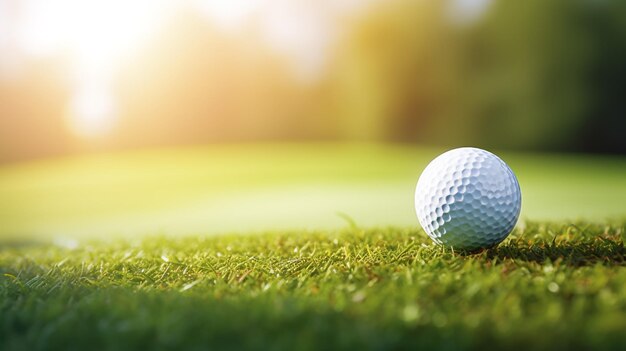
[415,147,521,250]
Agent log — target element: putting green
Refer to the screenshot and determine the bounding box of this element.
[0,143,625,240]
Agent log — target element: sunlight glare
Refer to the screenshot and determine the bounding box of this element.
[68,85,116,138]
[15,0,172,138]
[17,0,171,66]
[194,0,261,31]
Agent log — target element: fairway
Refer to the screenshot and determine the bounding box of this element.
[1,144,625,240]
[1,221,625,350]
[1,144,626,350]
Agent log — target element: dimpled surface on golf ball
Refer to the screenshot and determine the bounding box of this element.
[415,147,521,250]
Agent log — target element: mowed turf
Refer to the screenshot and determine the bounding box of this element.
[0,143,625,239]
[1,221,626,350]
[1,144,626,349]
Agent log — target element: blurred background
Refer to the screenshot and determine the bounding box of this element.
[1,0,625,240]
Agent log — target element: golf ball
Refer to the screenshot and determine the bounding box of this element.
[414,147,521,250]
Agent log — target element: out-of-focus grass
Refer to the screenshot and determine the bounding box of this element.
[1,221,625,350]
[0,143,625,240]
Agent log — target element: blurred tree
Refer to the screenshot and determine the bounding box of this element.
[448,0,593,151]
[331,0,453,141]
[579,0,626,154]
[113,8,330,149]
[0,60,70,161]
[1,0,625,162]
[332,0,626,153]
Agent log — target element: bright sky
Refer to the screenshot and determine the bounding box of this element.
[0,0,369,138]
[3,0,177,138]
[0,0,488,139]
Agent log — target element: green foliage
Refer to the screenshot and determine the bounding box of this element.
[1,221,626,350]
[449,0,592,150]
[334,0,626,152]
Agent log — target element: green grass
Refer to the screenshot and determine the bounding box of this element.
[1,144,625,349]
[1,221,626,350]
[1,143,625,240]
